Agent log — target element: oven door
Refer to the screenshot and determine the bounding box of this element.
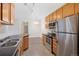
[46,37,51,45]
[45,37,52,51]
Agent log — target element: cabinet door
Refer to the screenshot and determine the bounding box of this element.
[77,4,79,13]
[53,39,58,55]
[56,8,63,20]
[53,12,57,21]
[25,36,29,49]
[11,4,15,24]
[63,4,75,17]
[18,40,23,56]
[23,36,29,50]
[2,3,11,23]
[0,3,1,20]
[75,3,79,14]
[49,13,53,22]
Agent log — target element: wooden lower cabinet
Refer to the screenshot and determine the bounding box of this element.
[23,35,29,51]
[17,35,29,56]
[18,40,24,56]
[52,39,58,55]
[19,45,24,56]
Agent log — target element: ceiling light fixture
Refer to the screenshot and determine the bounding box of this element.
[24,3,35,14]
[24,3,35,8]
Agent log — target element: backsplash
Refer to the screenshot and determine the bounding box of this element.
[0,25,7,34]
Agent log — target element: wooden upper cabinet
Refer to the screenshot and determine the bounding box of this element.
[11,4,15,24]
[2,3,11,23]
[0,3,1,20]
[49,13,53,22]
[75,3,79,14]
[0,3,15,25]
[63,4,75,18]
[56,8,63,19]
[53,12,57,21]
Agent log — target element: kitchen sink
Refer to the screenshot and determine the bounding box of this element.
[1,41,17,47]
[0,39,19,56]
[8,39,19,42]
[0,37,9,43]
[0,35,20,56]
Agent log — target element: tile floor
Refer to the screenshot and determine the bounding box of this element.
[23,37,53,56]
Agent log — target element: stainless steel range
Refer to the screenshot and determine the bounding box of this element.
[44,31,55,52]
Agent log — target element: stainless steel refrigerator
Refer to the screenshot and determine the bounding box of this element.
[56,14,79,56]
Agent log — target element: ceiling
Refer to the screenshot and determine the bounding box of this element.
[15,3,65,21]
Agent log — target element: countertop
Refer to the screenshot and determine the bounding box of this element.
[0,33,21,40]
[42,34,53,39]
[0,34,22,56]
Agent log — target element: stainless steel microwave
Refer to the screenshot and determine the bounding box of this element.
[49,22,56,29]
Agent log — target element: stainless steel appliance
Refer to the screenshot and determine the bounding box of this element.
[49,21,56,29]
[56,14,79,56]
[45,33,52,52]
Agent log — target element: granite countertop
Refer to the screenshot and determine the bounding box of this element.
[42,34,53,39]
[0,34,23,56]
[0,33,21,40]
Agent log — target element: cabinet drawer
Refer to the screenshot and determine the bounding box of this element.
[63,4,75,17]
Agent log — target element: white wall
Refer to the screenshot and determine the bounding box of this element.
[28,18,41,37]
